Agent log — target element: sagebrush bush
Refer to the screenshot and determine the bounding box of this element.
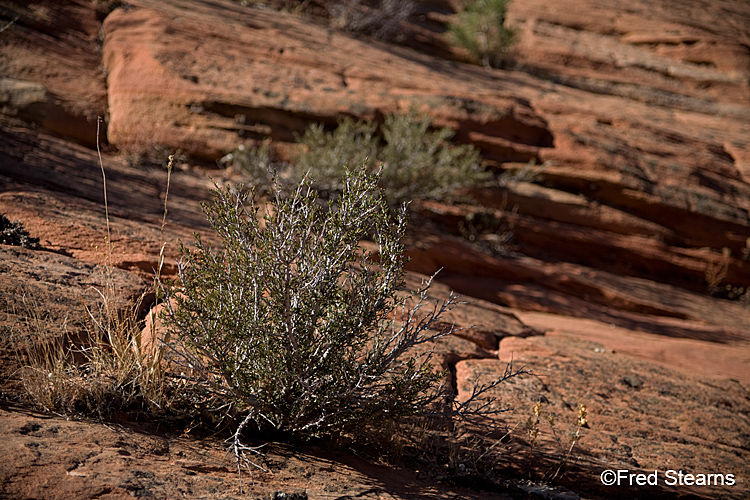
[160,166,524,489]
[293,118,379,193]
[290,111,489,206]
[162,167,458,441]
[448,0,517,69]
[221,142,283,189]
[377,112,488,205]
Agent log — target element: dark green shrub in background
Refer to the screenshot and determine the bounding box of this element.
[221,142,282,189]
[376,111,488,205]
[448,0,517,69]
[223,111,490,207]
[293,117,379,193]
[295,111,488,206]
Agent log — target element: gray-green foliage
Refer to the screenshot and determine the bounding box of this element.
[162,166,457,441]
[293,118,379,194]
[377,112,487,205]
[448,0,517,69]
[221,142,280,187]
[293,111,489,205]
[161,166,527,491]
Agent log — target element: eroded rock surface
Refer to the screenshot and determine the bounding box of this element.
[1,0,749,498]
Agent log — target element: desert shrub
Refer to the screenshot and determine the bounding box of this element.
[160,166,520,487]
[162,167,450,435]
[291,111,489,206]
[326,0,415,41]
[293,117,379,193]
[448,0,517,69]
[226,143,275,178]
[1,214,41,249]
[220,142,286,191]
[377,111,488,205]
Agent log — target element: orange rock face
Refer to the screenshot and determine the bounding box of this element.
[1,0,750,498]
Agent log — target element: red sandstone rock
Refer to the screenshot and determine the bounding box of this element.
[2,0,750,498]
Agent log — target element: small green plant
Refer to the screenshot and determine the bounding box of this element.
[448,0,517,69]
[1,214,41,249]
[160,166,522,492]
[291,111,489,206]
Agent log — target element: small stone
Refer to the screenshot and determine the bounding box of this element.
[622,375,644,388]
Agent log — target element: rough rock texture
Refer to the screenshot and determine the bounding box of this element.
[94,0,750,295]
[0,126,216,276]
[99,0,553,162]
[508,0,750,106]
[2,400,526,500]
[1,0,750,498]
[0,0,106,146]
[460,332,750,500]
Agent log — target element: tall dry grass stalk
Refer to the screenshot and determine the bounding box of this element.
[16,123,176,417]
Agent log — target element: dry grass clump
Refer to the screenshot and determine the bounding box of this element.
[13,133,182,421]
[14,290,170,418]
